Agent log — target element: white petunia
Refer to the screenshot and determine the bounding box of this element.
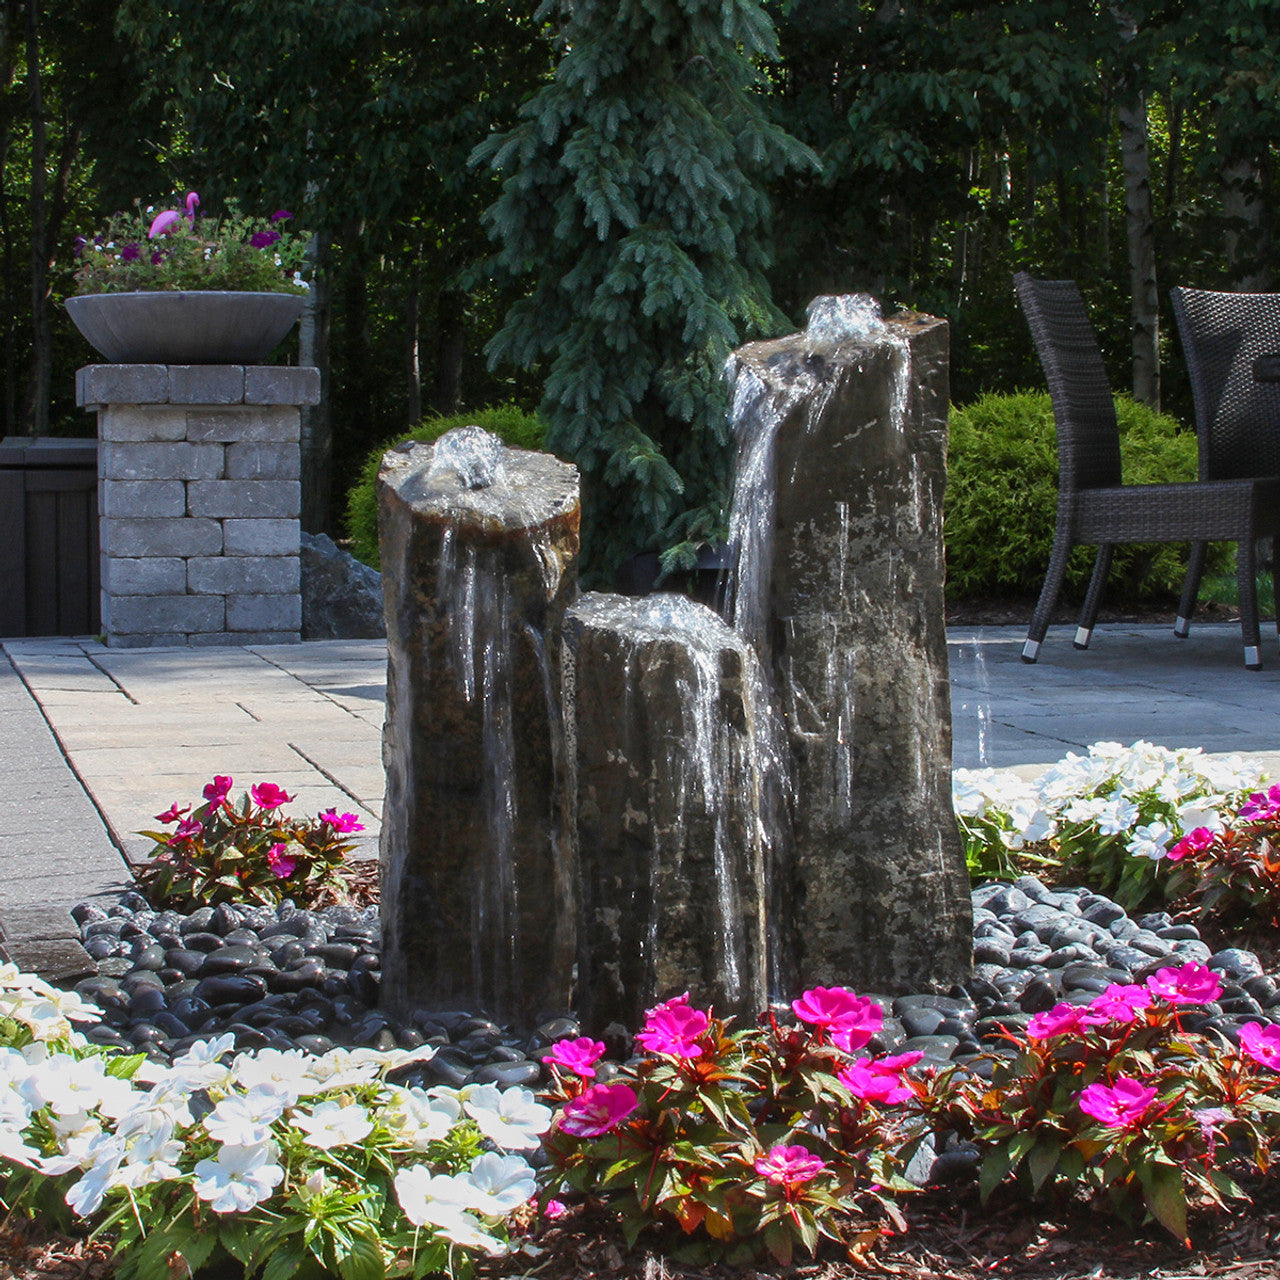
[460,1085,552,1151]
[193,1141,284,1214]
[292,1100,373,1150]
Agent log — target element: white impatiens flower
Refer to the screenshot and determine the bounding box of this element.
[1062,796,1107,824]
[114,1110,184,1188]
[393,1165,507,1254]
[1094,797,1140,836]
[138,1033,236,1091]
[383,1085,463,1150]
[203,1088,289,1146]
[1177,800,1225,834]
[1127,820,1174,860]
[456,1151,537,1217]
[23,1054,135,1118]
[460,1084,552,1151]
[193,1141,284,1214]
[950,772,989,818]
[292,1100,374,1150]
[0,1126,42,1168]
[230,1047,309,1098]
[64,1135,126,1216]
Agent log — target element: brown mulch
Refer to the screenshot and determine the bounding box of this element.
[0,1222,113,1280]
[486,1176,1280,1280]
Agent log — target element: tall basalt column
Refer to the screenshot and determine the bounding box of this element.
[377,433,580,1025]
[727,300,972,994]
[564,593,775,1032]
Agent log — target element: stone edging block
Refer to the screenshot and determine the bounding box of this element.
[77,364,321,409]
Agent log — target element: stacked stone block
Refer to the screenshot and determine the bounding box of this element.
[77,364,321,648]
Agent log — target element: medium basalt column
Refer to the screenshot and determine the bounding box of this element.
[727,297,972,994]
[564,593,776,1032]
[377,432,580,1025]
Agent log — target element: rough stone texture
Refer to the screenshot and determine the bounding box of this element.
[564,592,772,1032]
[377,439,580,1026]
[729,310,971,994]
[76,364,320,410]
[300,532,386,640]
[82,368,312,647]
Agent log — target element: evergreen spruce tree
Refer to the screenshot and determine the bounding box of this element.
[475,0,815,582]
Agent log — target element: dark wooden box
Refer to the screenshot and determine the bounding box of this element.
[0,437,99,637]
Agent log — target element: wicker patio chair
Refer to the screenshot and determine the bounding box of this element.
[1169,286,1280,650]
[1015,272,1280,669]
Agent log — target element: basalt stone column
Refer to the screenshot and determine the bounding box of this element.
[377,435,580,1026]
[77,364,319,647]
[727,301,972,994]
[564,592,774,1032]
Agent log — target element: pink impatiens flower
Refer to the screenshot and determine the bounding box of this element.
[1026,1002,1089,1040]
[1145,961,1222,1004]
[1239,784,1280,822]
[251,782,294,811]
[754,1144,828,1188]
[559,1083,639,1137]
[1166,826,1216,862]
[542,1036,607,1078]
[792,986,884,1052]
[203,775,233,806]
[172,816,203,842]
[266,842,297,879]
[154,803,190,824]
[1238,1022,1280,1071]
[837,1050,923,1105]
[1078,1076,1157,1129]
[635,999,710,1059]
[1083,983,1153,1027]
[319,809,365,833]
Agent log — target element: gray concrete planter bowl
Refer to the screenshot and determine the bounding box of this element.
[66,291,304,364]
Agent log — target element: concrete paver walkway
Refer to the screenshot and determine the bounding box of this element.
[3,621,1279,978]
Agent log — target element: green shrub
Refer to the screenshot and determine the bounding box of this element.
[344,406,546,569]
[945,391,1228,602]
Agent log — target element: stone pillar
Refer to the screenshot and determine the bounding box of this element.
[77,364,320,647]
[727,308,972,995]
[377,437,580,1026]
[564,592,774,1033]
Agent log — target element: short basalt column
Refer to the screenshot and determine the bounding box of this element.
[377,431,580,1025]
[726,297,972,994]
[564,592,777,1032]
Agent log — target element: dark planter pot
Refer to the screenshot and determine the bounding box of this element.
[65,291,304,365]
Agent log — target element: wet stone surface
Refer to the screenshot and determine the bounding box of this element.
[68,875,1280,1081]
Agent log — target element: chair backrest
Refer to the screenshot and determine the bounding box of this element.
[1014,273,1122,491]
[1170,286,1280,481]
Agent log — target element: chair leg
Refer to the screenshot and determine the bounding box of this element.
[1023,524,1076,663]
[1074,544,1113,649]
[1175,541,1208,639]
[1237,536,1262,670]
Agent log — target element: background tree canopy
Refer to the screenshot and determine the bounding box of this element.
[3,0,1278,581]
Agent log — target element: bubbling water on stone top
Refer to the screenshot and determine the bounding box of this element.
[427,425,506,490]
[804,293,884,345]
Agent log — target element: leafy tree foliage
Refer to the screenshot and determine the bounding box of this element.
[476,0,815,581]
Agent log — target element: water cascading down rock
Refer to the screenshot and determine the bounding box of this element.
[563,593,784,1031]
[377,429,580,1024]
[726,296,972,994]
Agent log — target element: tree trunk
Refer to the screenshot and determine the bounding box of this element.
[404,269,421,428]
[23,0,47,437]
[1222,155,1272,292]
[0,5,15,438]
[432,288,464,416]
[299,232,333,533]
[1118,90,1159,408]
